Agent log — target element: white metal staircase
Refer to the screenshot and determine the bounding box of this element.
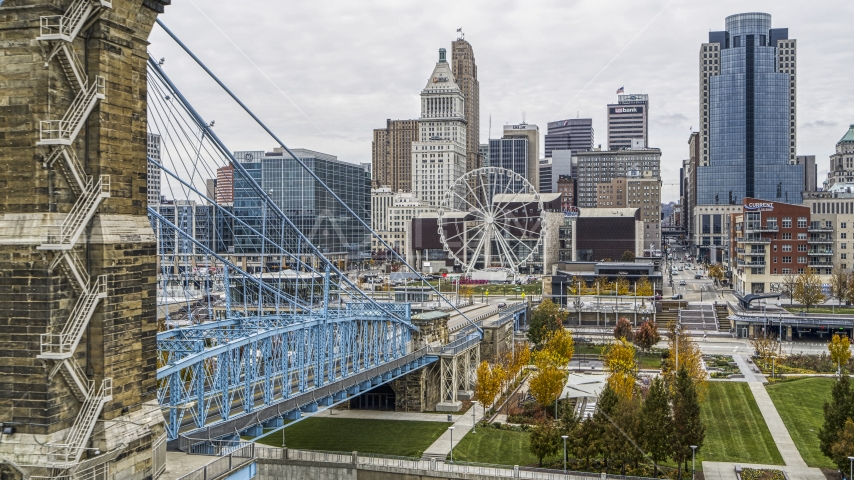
[37,76,105,147]
[46,378,113,464]
[39,175,110,251]
[37,0,112,44]
[33,0,114,470]
[39,275,107,360]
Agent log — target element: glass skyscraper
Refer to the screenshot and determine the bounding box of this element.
[697,12,802,205]
[232,148,371,265]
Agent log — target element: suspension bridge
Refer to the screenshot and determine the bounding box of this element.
[0,2,535,478]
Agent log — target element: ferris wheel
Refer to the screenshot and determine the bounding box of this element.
[437,167,544,278]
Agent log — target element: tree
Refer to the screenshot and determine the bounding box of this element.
[607,395,643,475]
[829,333,852,376]
[458,284,474,301]
[831,419,854,471]
[634,320,661,353]
[708,263,725,284]
[604,338,638,399]
[642,376,673,475]
[544,327,575,367]
[793,267,826,312]
[594,276,611,295]
[671,366,705,477]
[615,276,630,295]
[820,375,854,463]
[528,299,566,345]
[474,361,505,410]
[830,266,850,313]
[636,276,654,297]
[751,334,778,370]
[529,420,561,467]
[621,250,636,262]
[662,324,707,396]
[782,273,798,305]
[613,317,634,342]
[530,363,566,409]
[575,417,600,469]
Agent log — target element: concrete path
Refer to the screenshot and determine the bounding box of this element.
[702,462,825,480]
[314,408,459,422]
[160,452,216,480]
[421,402,486,460]
[728,354,810,469]
[748,382,808,468]
[731,354,766,383]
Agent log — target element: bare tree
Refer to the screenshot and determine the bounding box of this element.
[793,267,826,312]
[830,266,850,313]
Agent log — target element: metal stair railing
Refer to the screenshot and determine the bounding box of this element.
[56,43,87,93]
[40,175,110,250]
[37,0,97,42]
[44,146,88,196]
[37,76,105,146]
[39,275,107,359]
[47,377,112,465]
[61,358,93,403]
[50,250,90,293]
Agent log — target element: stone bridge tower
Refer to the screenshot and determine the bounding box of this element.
[0,0,169,478]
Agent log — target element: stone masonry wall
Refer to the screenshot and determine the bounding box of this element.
[0,0,166,476]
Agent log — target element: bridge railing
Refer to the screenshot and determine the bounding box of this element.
[178,443,254,480]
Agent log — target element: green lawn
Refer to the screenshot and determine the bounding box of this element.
[451,427,550,467]
[700,382,784,465]
[766,377,835,468]
[254,418,451,458]
[573,344,661,370]
[471,283,542,295]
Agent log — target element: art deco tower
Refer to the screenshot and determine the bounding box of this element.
[452,37,479,173]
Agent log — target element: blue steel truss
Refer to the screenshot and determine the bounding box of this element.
[148,23,479,441]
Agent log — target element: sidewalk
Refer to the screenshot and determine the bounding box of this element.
[730,354,809,469]
[314,408,458,423]
[421,402,485,460]
[702,462,824,480]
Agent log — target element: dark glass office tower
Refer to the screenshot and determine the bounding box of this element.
[697,12,802,205]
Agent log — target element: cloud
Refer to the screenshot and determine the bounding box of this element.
[801,120,839,129]
[149,0,854,204]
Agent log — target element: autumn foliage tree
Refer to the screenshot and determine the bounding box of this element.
[613,317,634,342]
[604,338,639,399]
[634,319,661,352]
[636,276,654,297]
[528,299,567,345]
[793,267,826,311]
[662,324,707,396]
[829,333,852,375]
[475,361,505,410]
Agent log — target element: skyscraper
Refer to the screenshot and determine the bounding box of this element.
[697,12,801,205]
[411,48,467,209]
[372,119,419,191]
[502,123,539,189]
[544,118,594,158]
[823,125,854,189]
[607,94,648,150]
[452,37,480,174]
[147,133,161,205]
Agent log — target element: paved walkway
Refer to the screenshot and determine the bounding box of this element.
[160,452,216,480]
[422,402,486,460]
[702,462,825,480]
[729,354,813,471]
[314,408,459,422]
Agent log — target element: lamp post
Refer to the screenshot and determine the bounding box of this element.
[449,426,455,464]
[690,445,698,480]
[848,456,854,480]
[561,435,569,472]
[472,401,477,434]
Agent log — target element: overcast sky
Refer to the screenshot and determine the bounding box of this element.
[148,0,854,203]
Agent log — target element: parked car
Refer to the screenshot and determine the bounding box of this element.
[680,280,686,285]
[672,293,683,300]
